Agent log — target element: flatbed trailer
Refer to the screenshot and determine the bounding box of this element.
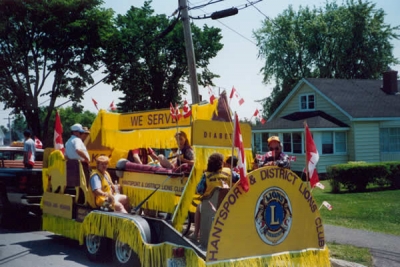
[41,102,330,266]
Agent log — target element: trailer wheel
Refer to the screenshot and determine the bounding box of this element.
[85,235,110,262]
[112,239,141,266]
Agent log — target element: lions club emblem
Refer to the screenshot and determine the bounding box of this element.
[254,187,292,245]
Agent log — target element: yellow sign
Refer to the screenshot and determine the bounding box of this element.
[42,192,74,219]
[121,171,188,195]
[206,167,325,262]
[192,120,252,147]
[118,109,191,130]
[87,149,113,167]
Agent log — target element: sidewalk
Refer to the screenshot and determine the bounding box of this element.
[325,224,400,267]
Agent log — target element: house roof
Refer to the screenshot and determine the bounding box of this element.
[305,78,400,118]
[253,111,349,130]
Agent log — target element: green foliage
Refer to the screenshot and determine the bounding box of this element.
[326,161,400,192]
[102,1,223,112]
[0,0,114,141]
[255,0,400,117]
[40,107,97,148]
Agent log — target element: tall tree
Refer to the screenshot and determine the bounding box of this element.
[0,0,113,142]
[255,0,399,116]
[103,1,223,112]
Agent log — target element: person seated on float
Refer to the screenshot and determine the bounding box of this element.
[131,131,194,171]
[190,153,239,242]
[89,156,130,213]
[65,123,90,163]
[224,155,239,174]
[263,136,290,168]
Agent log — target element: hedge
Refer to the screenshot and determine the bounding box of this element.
[326,161,400,193]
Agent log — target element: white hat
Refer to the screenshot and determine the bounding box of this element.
[70,123,84,133]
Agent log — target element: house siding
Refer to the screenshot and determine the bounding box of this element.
[353,122,380,162]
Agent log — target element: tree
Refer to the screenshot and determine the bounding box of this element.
[0,0,114,142]
[103,1,223,112]
[255,0,400,116]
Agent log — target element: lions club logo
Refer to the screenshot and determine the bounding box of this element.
[254,187,292,245]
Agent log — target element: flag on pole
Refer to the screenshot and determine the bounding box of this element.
[305,123,320,188]
[253,109,259,117]
[109,101,116,111]
[234,113,249,192]
[322,201,333,210]
[34,137,43,149]
[182,100,192,118]
[208,86,216,104]
[252,108,266,124]
[92,98,98,110]
[54,111,65,155]
[170,102,176,120]
[229,86,244,106]
[175,103,182,121]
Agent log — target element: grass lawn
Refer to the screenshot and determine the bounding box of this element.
[312,180,399,266]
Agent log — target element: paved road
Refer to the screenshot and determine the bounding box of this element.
[325,224,400,267]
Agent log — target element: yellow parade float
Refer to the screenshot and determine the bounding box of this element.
[41,97,330,266]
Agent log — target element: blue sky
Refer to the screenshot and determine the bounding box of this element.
[1,0,399,125]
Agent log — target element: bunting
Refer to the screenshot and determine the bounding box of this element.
[229,86,244,106]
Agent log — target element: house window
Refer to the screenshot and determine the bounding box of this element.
[283,132,302,154]
[300,94,315,110]
[261,133,269,152]
[322,132,347,154]
[380,128,400,152]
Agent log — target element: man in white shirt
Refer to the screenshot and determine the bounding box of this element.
[65,123,90,163]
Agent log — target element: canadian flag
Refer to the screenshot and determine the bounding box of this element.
[315,182,325,190]
[54,111,65,155]
[208,86,216,104]
[170,102,177,120]
[34,137,43,149]
[109,101,116,111]
[322,201,333,210]
[229,86,244,106]
[289,155,296,162]
[234,113,249,192]
[305,123,320,188]
[92,98,98,110]
[253,109,266,124]
[28,151,35,166]
[182,100,192,118]
[175,103,182,120]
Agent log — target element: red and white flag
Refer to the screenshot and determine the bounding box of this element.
[109,101,116,111]
[170,102,177,120]
[208,86,216,104]
[92,98,98,110]
[54,111,65,155]
[229,86,244,106]
[34,137,43,149]
[253,109,259,117]
[234,113,249,192]
[28,151,35,166]
[252,108,266,124]
[305,123,320,188]
[175,103,182,120]
[315,182,325,190]
[182,99,192,118]
[289,155,296,162]
[322,201,333,210]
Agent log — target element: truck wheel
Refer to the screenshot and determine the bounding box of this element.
[112,239,141,266]
[85,234,111,262]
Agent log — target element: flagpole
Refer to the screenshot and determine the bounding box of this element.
[304,120,311,189]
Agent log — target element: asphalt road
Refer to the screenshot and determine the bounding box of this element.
[325,224,400,267]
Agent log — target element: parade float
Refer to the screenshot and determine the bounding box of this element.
[41,96,330,266]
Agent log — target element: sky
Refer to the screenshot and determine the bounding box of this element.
[1,0,399,126]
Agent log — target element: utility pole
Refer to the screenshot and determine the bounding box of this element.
[179,0,200,104]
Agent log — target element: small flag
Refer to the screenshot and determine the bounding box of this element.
[175,103,182,120]
[305,123,320,188]
[315,182,325,190]
[92,98,98,110]
[28,151,35,166]
[229,86,244,106]
[253,109,259,117]
[182,99,192,118]
[109,101,116,111]
[170,102,176,120]
[208,86,216,104]
[54,111,65,154]
[289,156,296,162]
[34,137,43,149]
[234,113,249,192]
[322,201,333,210]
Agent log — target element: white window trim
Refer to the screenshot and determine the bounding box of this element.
[299,93,315,111]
